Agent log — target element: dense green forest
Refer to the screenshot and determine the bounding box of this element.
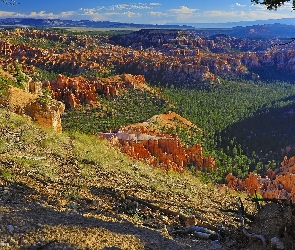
[161,80,295,180]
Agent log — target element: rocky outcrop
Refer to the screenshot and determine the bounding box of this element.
[226,156,295,202]
[104,131,215,172]
[24,98,65,132]
[3,86,65,132]
[100,112,215,172]
[44,73,149,108]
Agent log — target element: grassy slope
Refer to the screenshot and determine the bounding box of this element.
[0,108,255,249]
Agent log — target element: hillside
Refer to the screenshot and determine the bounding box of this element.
[0,107,257,249]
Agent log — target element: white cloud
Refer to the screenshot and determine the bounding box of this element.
[79,10,142,22]
[105,4,153,11]
[148,11,168,17]
[149,3,161,6]
[78,3,161,23]
[0,11,18,17]
[169,6,198,15]
[80,3,159,18]
[202,10,294,22]
[146,6,199,23]
[236,3,246,7]
[29,11,56,18]
[59,11,75,18]
[168,6,198,20]
[124,11,142,18]
[110,4,128,10]
[0,10,76,19]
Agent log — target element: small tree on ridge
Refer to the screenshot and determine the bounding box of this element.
[251,0,295,10]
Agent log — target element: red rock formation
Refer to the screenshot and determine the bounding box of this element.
[100,112,215,173]
[107,134,214,172]
[44,73,150,108]
[278,156,295,175]
[226,156,295,202]
[3,28,295,87]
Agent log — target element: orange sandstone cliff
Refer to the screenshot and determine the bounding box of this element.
[1,85,65,132]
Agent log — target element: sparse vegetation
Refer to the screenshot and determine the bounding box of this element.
[0,168,13,180]
[13,62,26,89]
[0,74,24,97]
[37,87,52,108]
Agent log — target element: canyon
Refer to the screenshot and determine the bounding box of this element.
[0,26,295,194]
[1,28,295,88]
[0,25,295,249]
[0,28,294,177]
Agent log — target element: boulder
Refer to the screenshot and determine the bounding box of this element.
[3,86,65,132]
[24,99,65,132]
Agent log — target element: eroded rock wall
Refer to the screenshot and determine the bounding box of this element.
[226,156,295,202]
[24,99,65,132]
[3,86,65,132]
[102,130,215,172]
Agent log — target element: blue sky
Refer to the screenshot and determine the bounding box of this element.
[1,0,295,24]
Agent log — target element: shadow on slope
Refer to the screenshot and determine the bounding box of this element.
[217,95,295,170]
[251,66,295,84]
[0,181,204,250]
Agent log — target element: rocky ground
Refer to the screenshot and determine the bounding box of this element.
[0,107,264,250]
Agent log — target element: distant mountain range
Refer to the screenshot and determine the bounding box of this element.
[173,18,295,28]
[1,18,295,38]
[0,18,194,29]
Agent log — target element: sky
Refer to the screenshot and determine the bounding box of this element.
[1,0,295,24]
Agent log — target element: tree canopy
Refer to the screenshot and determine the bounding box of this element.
[251,0,295,10]
[1,0,18,5]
